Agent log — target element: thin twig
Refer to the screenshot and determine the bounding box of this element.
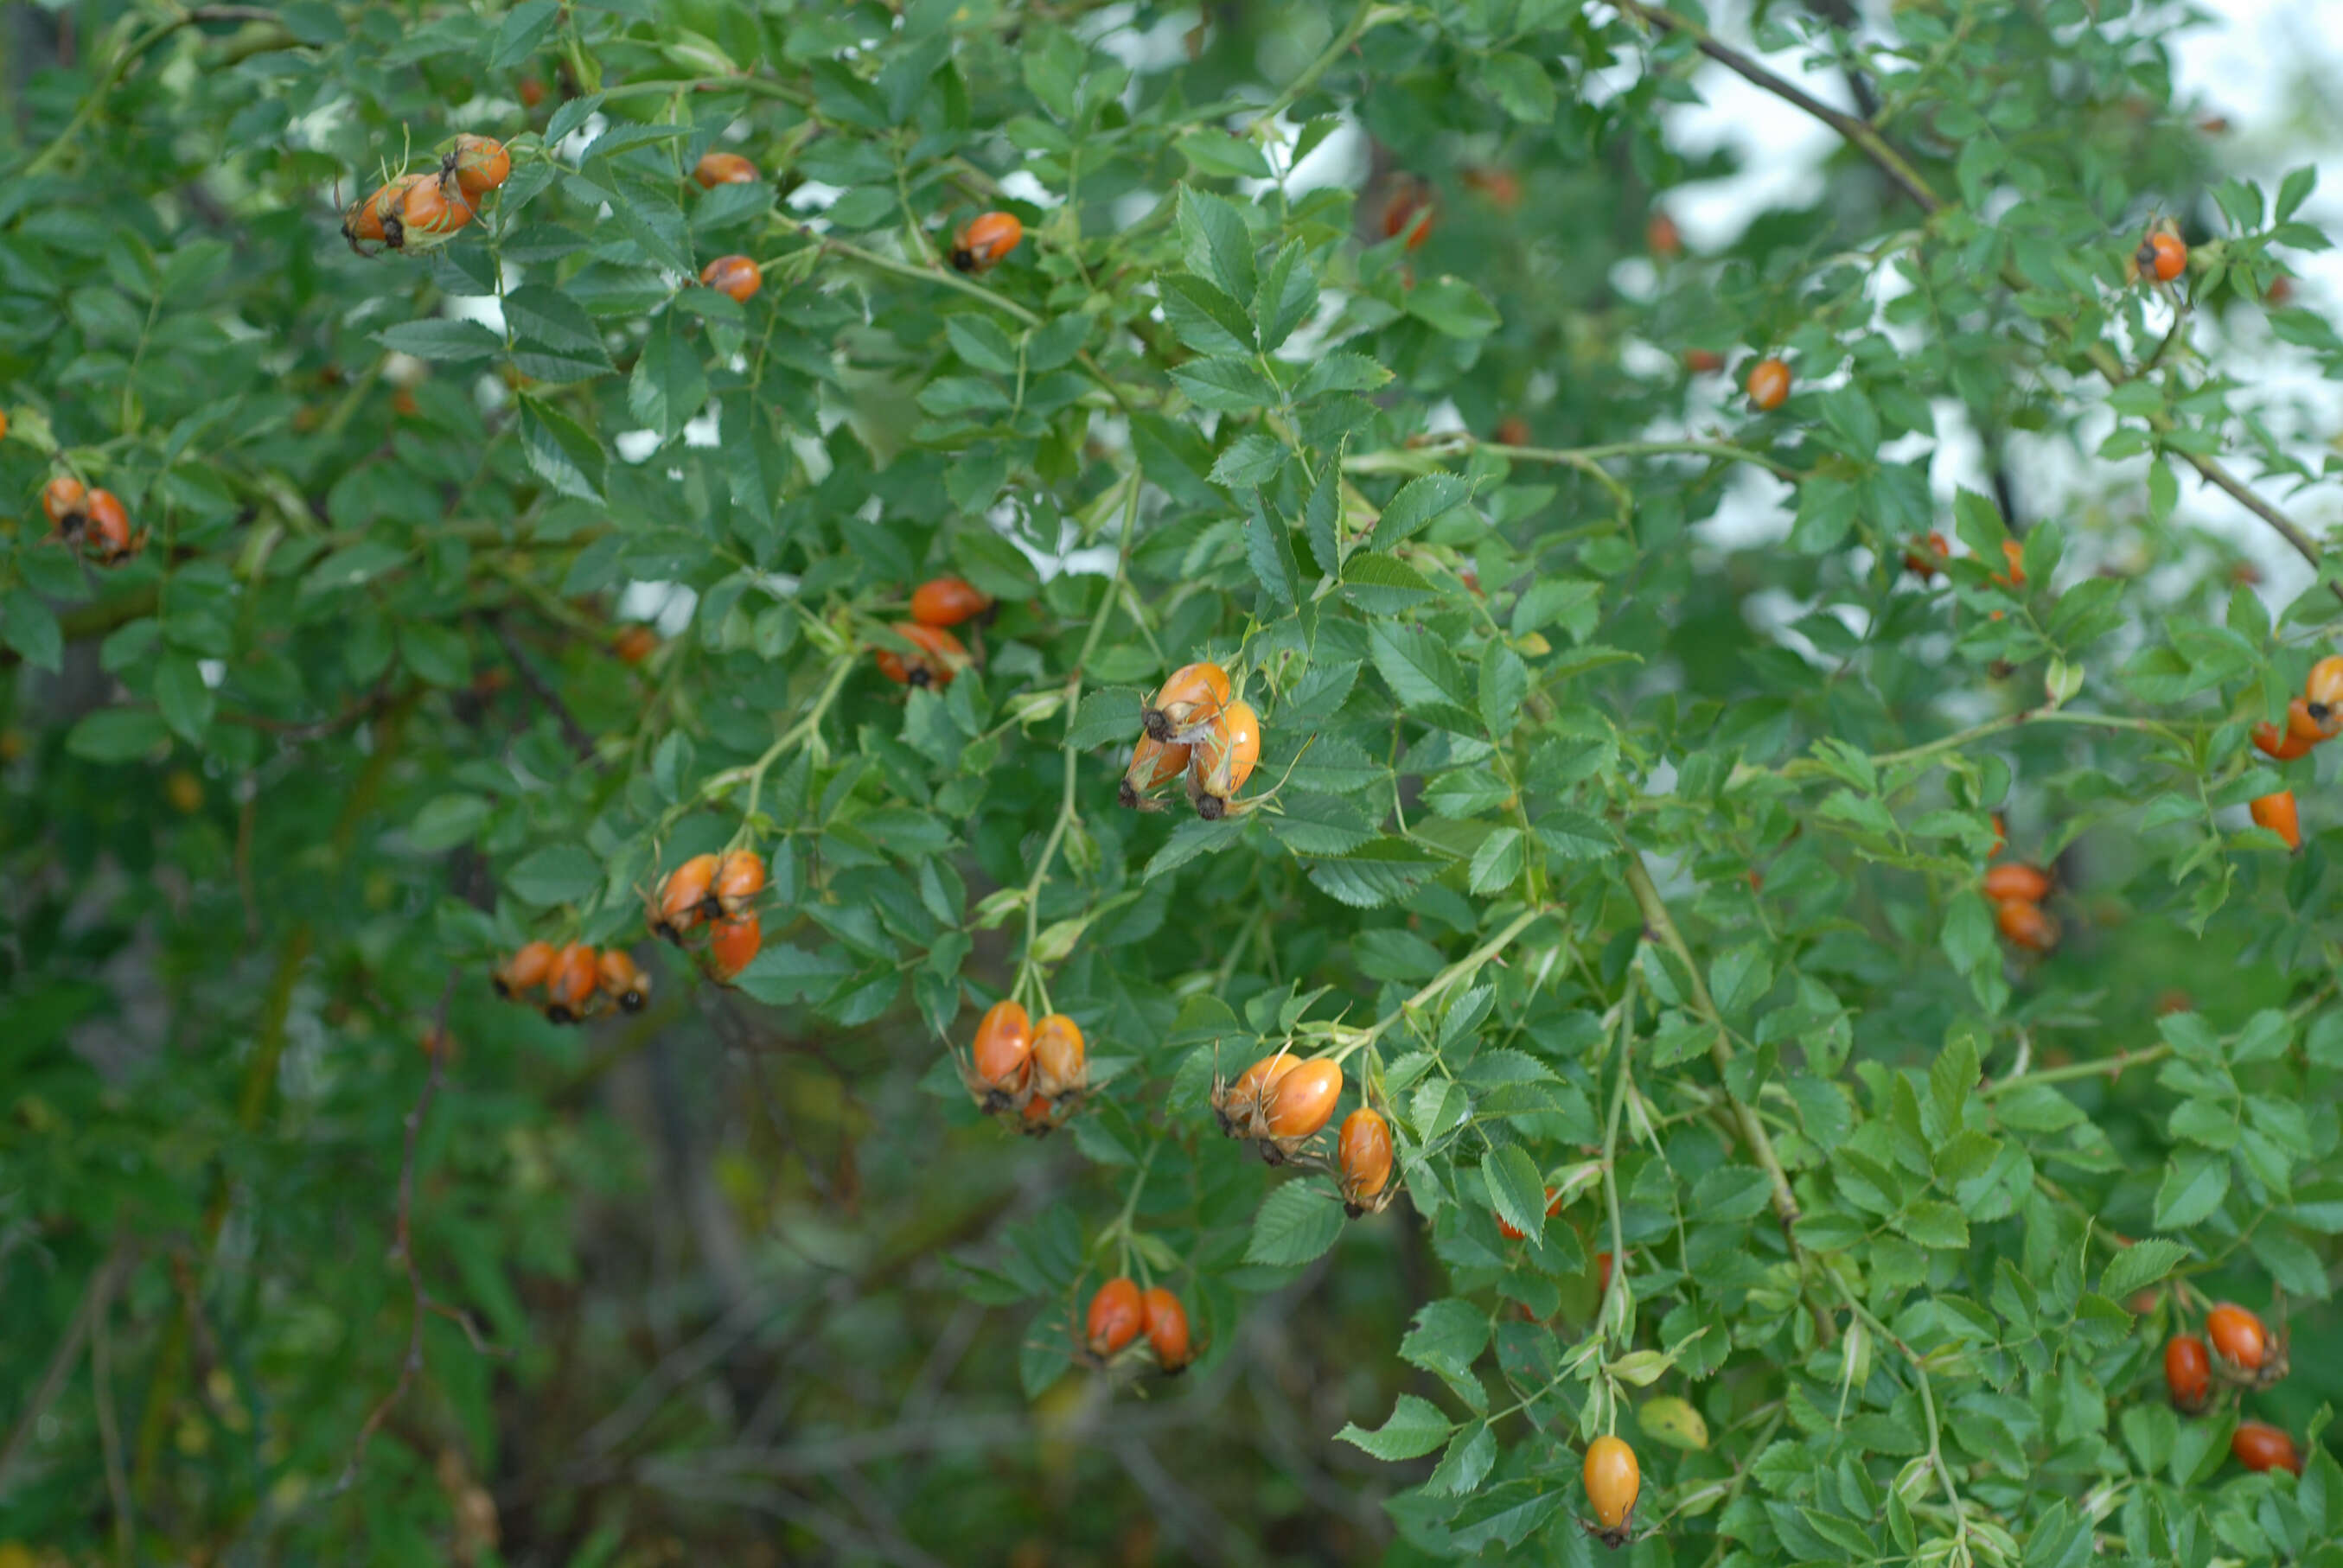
[1612,0,1941,214]
[336,971,509,1492]
[490,617,596,762]
[0,1238,133,1490]
[91,1279,132,1562]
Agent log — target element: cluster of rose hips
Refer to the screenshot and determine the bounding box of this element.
[1206,1051,1398,1217]
[955,998,1088,1136]
[2243,653,2342,854]
[648,850,767,981]
[490,940,649,1025]
[1982,820,2059,953]
[340,134,510,253]
[40,476,144,565]
[2161,1300,2302,1476]
[874,575,990,691]
[1082,1276,1195,1375]
[1899,527,2027,591]
[1118,661,1260,820]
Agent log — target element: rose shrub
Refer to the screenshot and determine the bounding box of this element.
[2,0,2340,1560]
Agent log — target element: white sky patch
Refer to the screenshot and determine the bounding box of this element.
[1655,0,2343,612]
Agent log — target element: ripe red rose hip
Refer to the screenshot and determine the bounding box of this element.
[2163,1335,2210,1412]
[1982,863,2051,903]
[950,211,1022,273]
[1141,1286,1195,1374]
[1261,1057,1341,1141]
[910,575,992,628]
[2249,791,2302,852]
[2206,1303,2270,1374]
[1746,357,1791,411]
[2231,1421,2302,1476]
[1337,1107,1394,1216]
[1085,1277,1144,1358]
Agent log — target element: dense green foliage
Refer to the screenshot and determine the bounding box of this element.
[3,0,2341,1562]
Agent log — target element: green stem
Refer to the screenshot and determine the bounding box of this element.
[735,653,858,824]
[1829,1276,1972,1560]
[1775,706,2187,782]
[1597,980,1636,1335]
[1982,1043,2169,1097]
[1619,851,1802,1233]
[764,212,1044,327]
[1106,1140,1162,1287]
[1334,905,1549,1062]
[1018,472,1146,999]
[22,14,193,179]
[1258,0,1401,124]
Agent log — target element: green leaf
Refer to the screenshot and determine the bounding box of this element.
[410,794,493,851]
[1244,494,1299,613]
[1294,353,1390,401]
[1369,620,1471,710]
[1483,1144,1548,1238]
[2276,163,2318,223]
[1158,272,1254,357]
[490,0,559,71]
[1168,356,1277,413]
[1897,1200,1970,1249]
[1400,1298,1490,1407]
[1176,186,1257,303]
[399,621,470,687]
[1335,1394,1453,1461]
[65,708,169,763]
[1254,239,1318,352]
[1534,810,1611,860]
[153,653,215,742]
[1510,577,1600,641]
[1178,129,1272,179]
[1467,829,1524,894]
[1816,386,1882,461]
[1473,52,1556,123]
[628,315,708,442]
[506,284,616,384]
[732,942,853,1006]
[2100,1239,2190,1301]
[1144,815,1246,881]
[1,589,61,672]
[1069,688,1144,750]
[1339,552,1436,615]
[2153,1152,2231,1230]
[1210,434,1287,488]
[1372,473,1472,548]
[1306,838,1445,908]
[546,92,603,145]
[945,315,1020,376]
[507,845,603,907]
[1424,770,1511,819]
[1404,276,1500,338]
[1423,1422,1497,1495]
[1479,643,1526,738]
[1245,1182,1344,1266]
[519,395,606,501]
[375,318,504,361]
